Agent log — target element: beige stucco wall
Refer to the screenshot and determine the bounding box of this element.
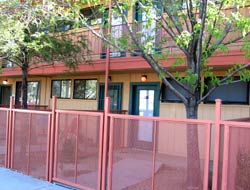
[2,71,249,118]
[2,71,250,158]
[0,77,48,105]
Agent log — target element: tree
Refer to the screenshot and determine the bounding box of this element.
[78,0,250,189]
[0,0,88,108]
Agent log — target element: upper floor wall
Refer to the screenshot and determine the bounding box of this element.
[1,1,249,76]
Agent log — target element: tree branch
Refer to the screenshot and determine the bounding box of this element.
[223,32,250,46]
[164,0,184,35]
[158,20,190,56]
[195,0,207,92]
[205,1,224,49]
[198,63,250,103]
[144,53,189,105]
[207,3,238,54]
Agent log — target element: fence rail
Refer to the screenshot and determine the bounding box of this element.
[0,97,249,190]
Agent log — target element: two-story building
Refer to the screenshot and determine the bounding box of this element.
[0,1,249,122]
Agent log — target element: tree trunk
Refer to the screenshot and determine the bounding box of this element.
[21,60,28,109]
[186,98,202,190]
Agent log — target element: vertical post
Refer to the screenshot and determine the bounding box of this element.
[7,96,14,168]
[107,116,114,190]
[74,115,80,184]
[104,0,112,98]
[102,1,112,188]
[27,113,32,175]
[49,96,57,182]
[212,99,222,190]
[151,120,157,190]
[102,97,110,190]
[10,97,15,168]
[98,112,104,190]
[46,114,51,181]
[203,123,211,190]
[221,125,230,190]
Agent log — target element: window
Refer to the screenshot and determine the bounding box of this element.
[55,20,73,32]
[80,7,102,26]
[28,82,40,105]
[1,60,14,68]
[15,81,40,105]
[203,77,249,104]
[100,5,127,59]
[161,78,190,102]
[51,80,71,98]
[133,1,162,55]
[73,79,97,99]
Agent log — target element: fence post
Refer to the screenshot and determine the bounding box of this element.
[212,99,222,190]
[48,96,57,182]
[6,96,14,168]
[101,97,110,190]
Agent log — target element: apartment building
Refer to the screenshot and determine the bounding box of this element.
[0,1,249,121]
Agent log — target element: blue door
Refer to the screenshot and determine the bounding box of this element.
[129,82,160,149]
[98,83,123,111]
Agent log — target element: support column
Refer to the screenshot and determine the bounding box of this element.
[212,99,222,190]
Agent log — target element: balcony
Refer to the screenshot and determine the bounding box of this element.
[0,22,248,77]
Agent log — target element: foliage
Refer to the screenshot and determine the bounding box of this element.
[77,1,250,189]
[0,0,88,67]
[78,0,250,111]
[0,0,89,108]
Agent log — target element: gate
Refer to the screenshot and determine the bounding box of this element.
[52,110,104,190]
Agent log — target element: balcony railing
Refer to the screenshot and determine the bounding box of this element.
[1,22,245,69]
[67,22,244,61]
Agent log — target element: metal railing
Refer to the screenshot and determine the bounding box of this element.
[0,97,249,189]
[55,23,245,61]
[53,109,104,190]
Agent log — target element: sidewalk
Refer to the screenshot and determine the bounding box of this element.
[0,167,74,190]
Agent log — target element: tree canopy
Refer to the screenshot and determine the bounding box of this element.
[79,0,250,117]
[0,0,89,108]
[77,1,250,189]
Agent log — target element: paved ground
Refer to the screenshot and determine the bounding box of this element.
[0,167,73,190]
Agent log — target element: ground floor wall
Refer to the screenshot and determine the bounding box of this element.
[0,71,250,159]
[0,71,250,121]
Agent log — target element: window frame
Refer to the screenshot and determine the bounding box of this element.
[51,79,72,99]
[73,79,97,100]
[27,81,40,105]
[15,81,40,105]
[80,6,102,26]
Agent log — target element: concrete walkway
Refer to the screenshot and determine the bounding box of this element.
[0,167,74,190]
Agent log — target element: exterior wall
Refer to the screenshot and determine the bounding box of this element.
[47,72,160,110]
[160,102,250,120]
[1,71,249,119]
[0,77,47,105]
[1,71,250,159]
[0,2,249,162]
[45,74,101,110]
[158,103,250,158]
